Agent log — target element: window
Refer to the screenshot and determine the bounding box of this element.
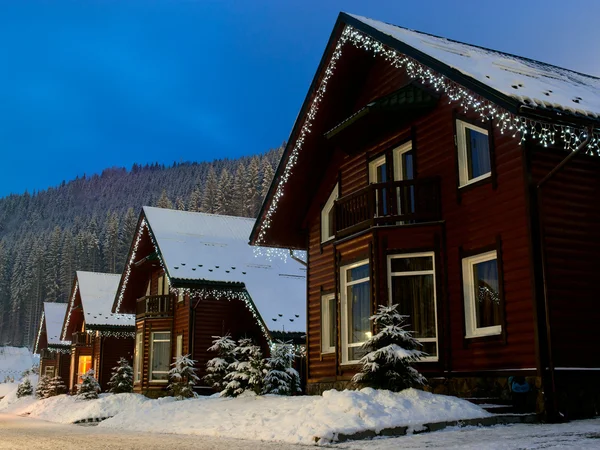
[456,120,491,186]
[388,253,438,361]
[321,184,338,243]
[462,250,502,338]
[44,366,55,378]
[340,261,371,364]
[149,331,171,382]
[176,334,183,359]
[134,331,143,383]
[321,294,336,354]
[77,355,92,384]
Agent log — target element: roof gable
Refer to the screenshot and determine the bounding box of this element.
[43,302,68,346]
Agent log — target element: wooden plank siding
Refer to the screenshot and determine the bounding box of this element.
[304,56,537,386]
[531,148,600,369]
[95,336,134,392]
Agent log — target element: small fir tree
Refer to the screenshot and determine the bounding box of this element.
[16,378,33,398]
[36,375,50,399]
[263,342,302,396]
[352,304,426,392]
[107,357,133,394]
[222,338,265,397]
[168,355,200,400]
[204,335,237,392]
[77,369,100,400]
[46,376,66,397]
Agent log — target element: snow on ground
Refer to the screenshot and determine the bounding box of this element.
[99,388,490,445]
[0,382,18,398]
[0,346,36,383]
[338,418,600,450]
[0,374,38,408]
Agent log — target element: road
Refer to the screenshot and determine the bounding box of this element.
[0,414,310,450]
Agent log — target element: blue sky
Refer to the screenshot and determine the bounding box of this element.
[1,0,599,197]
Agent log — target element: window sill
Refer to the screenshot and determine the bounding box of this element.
[465,327,502,339]
[148,380,169,384]
[321,350,335,356]
[459,173,492,190]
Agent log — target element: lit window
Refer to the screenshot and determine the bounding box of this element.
[462,250,502,338]
[321,294,336,354]
[340,261,370,364]
[77,355,92,384]
[321,184,338,242]
[149,331,171,382]
[134,332,143,383]
[388,253,438,361]
[456,120,491,186]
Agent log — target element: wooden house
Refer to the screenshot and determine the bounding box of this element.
[249,13,600,419]
[34,302,70,380]
[61,271,135,392]
[112,206,306,397]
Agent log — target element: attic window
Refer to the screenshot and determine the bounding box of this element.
[321,183,338,243]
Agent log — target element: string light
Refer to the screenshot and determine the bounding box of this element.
[33,312,45,354]
[61,281,79,341]
[115,219,148,313]
[253,25,600,249]
[86,329,136,339]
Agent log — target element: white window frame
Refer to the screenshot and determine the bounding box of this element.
[392,142,413,182]
[149,331,171,383]
[456,120,491,187]
[321,183,339,243]
[462,250,502,338]
[176,334,183,359]
[340,259,370,365]
[368,154,387,184]
[134,331,143,383]
[387,252,438,362]
[321,293,336,354]
[44,365,55,378]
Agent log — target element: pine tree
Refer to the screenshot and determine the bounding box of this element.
[214,168,232,215]
[263,342,302,396]
[119,207,138,267]
[201,167,218,213]
[222,338,265,397]
[352,304,426,392]
[231,163,247,216]
[175,197,186,211]
[103,211,120,273]
[246,157,261,217]
[60,229,75,302]
[16,378,33,398]
[44,226,62,302]
[107,357,133,394]
[168,354,200,400]
[260,159,275,203]
[46,376,66,397]
[204,335,237,392]
[36,375,50,399]
[188,186,202,212]
[157,190,173,209]
[77,369,100,400]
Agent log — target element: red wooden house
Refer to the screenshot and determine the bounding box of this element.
[61,271,135,392]
[34,302,70,381]
[112,207,305,397]
[250,13,600,419]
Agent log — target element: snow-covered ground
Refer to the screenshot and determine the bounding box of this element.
[1,388,490,445]
[0,346,36,383]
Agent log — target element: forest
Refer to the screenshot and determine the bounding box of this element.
[0,146,283,347]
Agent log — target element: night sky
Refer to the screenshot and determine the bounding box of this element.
[1,0,599,197]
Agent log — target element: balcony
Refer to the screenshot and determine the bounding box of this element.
[40,349,54,360]
[72,332,92,347]
[136,295,173,318]
[334,178,441,239]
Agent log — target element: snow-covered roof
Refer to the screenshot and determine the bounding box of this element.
[143,206,306,332]
[43,302,69,346]
[77,271,135,328]
[349,14,600,119]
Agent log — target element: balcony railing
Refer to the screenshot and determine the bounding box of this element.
[136,295,173,318]
[334,177,441,238]
[72,331,92,347]
[40,349,54,360]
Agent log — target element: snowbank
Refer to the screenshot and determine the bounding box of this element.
[0,375,38,410]
[0,346,36,382]
[99,389,490,445]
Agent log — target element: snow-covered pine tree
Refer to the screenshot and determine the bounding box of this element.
[260,158,275,203]
[107,357,133,394]
[263,342,302,396]
[36,375,50,399]
[157,189,173,209]
[175,196,186,211]
[16,378,33,398]
[214,168,232,215]
[188,186,202,212]
[168,354,200,400]
[352,304,426,392]
[201,167,218,213]
[77,370,100,400]
[222,338,265,397]
[246,157,261,217]
[204,335,237,392]
[46,376,66,397]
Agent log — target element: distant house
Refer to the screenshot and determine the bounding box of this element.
[34,302,70,380]
[61,271,135,392]
[250,13,600,419]
[112,206,306,397]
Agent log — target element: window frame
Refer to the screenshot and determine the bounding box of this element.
[456,119,492,187]
[462,250,502,338]
[44,365,55,378]
[387,252,439,362]
[321,293,336,355]
[149,331,171,383]
[176,334,183,359]
[320,183,339,243]
[134,331,143,383]
[340,259,371,365]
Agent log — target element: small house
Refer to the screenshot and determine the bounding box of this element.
[34,302,70,380]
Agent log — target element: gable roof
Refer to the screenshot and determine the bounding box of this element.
[142,206,306,332]
[76,271,134,329]
[347,14,600,120]
[44,302,69,346]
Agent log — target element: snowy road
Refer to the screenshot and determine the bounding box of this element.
[0,414,310,450]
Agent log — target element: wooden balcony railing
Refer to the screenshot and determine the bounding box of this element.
[40,349,54,360]
[72,331,92,347]
[335,177,441,238]
[136,295,173,318]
